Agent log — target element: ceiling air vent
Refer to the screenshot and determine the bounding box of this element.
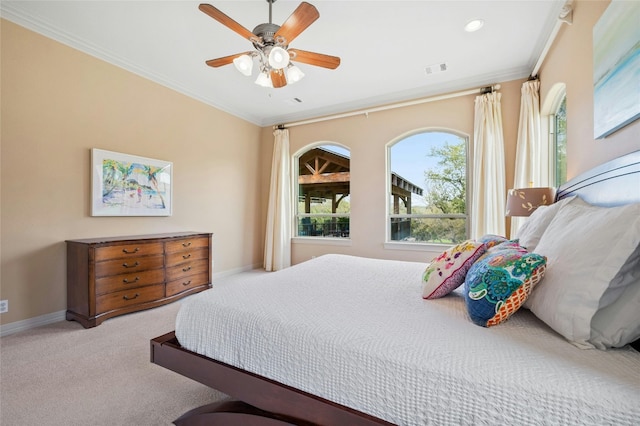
[425,63,447,75]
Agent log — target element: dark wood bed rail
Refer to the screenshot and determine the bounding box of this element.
[151,332,394,426]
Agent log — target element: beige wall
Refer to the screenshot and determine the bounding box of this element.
[1,20,265,325]
[539,0,639,178]
[262,78,525,266]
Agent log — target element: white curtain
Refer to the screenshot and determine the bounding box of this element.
[471,91,506,239]
[511,79,548,236]
[263,128,292,271]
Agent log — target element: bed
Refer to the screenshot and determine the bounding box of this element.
[151,150,640,425]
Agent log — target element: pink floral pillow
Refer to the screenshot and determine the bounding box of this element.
[422,240,487,299]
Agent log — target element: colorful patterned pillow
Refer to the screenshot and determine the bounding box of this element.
[478,234,509,249]
[464,244,546,327]
[422,240,487,299]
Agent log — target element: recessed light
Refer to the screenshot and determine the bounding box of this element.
[464,19,484,32]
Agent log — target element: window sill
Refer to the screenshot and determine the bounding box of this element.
[292,237,353,247]
[384,241,452,252]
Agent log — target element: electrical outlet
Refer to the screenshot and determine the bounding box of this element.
[0,300,7,313]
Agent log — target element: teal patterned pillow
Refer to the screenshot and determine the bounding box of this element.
[464,244,546,327]
[478,234,509,249]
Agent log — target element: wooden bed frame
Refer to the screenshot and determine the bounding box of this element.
[151,150,640,425]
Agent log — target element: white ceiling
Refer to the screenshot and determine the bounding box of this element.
[1,0,565,127]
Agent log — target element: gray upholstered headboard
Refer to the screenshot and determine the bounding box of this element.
[555,150,640,206]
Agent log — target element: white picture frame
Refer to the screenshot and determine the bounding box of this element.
[91,149,172,216]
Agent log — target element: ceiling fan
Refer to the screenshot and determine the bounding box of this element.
[199,0,340,88]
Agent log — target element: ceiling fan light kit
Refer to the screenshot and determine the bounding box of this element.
[233,54,254,76]
[255,71,273,88]
[268,46,290,69]
[199,0,340,89]
[286,65,305,84]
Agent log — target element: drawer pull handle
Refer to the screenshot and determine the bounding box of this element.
[182,242,192,247]
[123,277,140,284]
[182,280,192,286]
[182,266,192,272]
[122,247,140,254]
[123,293,140,301]
[122,261,140,268]
[182,254,191,259]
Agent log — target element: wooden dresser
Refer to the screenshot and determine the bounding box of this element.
[66,232,212,328]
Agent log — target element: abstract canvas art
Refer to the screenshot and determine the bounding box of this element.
[593,0,640,139]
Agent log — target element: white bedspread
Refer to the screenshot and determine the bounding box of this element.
[176,254,640,425]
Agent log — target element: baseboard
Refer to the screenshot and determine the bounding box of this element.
[0,264,265,337]
[0,309,67,337]
[214,263,264,279]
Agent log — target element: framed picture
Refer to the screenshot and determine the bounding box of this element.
[593,0,640,139]
[91,149,172,216]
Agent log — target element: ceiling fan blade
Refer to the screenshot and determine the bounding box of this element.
[270,69,287,88]
[288,49,341,69]
[199,4,257,42]
[205,52,252,68]
[274,2,319,45]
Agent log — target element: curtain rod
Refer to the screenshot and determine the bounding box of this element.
[531,0,573,78]
[274,84,501,129]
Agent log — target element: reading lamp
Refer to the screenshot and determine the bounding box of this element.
[505,187,555,217]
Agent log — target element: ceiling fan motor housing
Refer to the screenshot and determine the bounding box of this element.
[252,23,285,48]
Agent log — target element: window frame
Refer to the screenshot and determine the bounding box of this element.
[543,83,567,188]
[384,129,470,251]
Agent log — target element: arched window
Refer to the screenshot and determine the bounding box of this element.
[294,144,350,238]
[387,130,469,245]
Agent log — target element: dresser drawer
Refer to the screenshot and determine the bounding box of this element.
[166,247,209,267]
[95,254,164,277]
[166,258,209,282]
[96,284,164,314]
[94,242,164,261]
[165,236,209,254]
[95,269,165,295]
[166,272,210,297]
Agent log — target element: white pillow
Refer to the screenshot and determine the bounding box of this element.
[589,245,640,349]
[526,201,640,349]
[515,196,579,252]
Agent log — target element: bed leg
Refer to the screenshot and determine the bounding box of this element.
[174,399,308,426]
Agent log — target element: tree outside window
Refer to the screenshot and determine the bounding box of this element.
[389,131,468,244]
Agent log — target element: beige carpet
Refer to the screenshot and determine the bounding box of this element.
[1,292,230,425]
